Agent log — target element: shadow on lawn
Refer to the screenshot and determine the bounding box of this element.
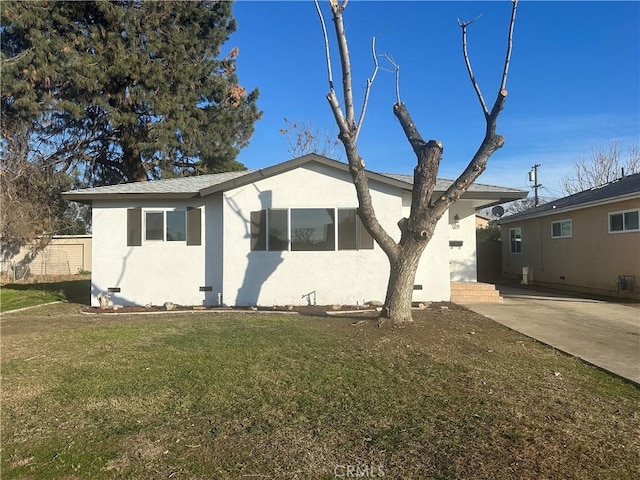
[4,279,91,305]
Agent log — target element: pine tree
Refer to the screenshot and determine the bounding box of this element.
[1,0,261,186]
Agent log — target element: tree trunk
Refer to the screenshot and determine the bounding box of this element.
[381,238,429,324]
[121,129,148,182]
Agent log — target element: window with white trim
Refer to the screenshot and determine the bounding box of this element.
[145,210,186,241]
[609,209,639,233]
[551,219,572,238]
[126,208,201,246]
[509,227,522,254]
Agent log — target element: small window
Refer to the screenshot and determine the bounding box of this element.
[509,227,522,254]
[166,211,186,241]
[609,209,640,233]
[551,219,572,238]
[145,212,164,241]
[128,208,200,245]
[140,210,195,243]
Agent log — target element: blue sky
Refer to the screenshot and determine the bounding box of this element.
[230,1,639,199]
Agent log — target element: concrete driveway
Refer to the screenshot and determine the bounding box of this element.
[465,286,640,384]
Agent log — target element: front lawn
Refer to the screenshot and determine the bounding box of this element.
[0,286,65,311]
[1,304,638,479]
[0,279,90,312]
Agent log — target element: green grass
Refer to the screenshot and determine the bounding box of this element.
[0,286,65,311]
[1,304,639,479]
[0,279,90,312]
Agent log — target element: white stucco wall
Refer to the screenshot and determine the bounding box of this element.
[448,201,478,282]
[91,199,209,307]
[90,164,482,307]
[221,163,452,306]
[400,192,451,301]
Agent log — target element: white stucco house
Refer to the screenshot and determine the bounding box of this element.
[63,154,526,307]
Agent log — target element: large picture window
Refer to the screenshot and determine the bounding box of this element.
[609,209,639,233]
[250,207,374,252]
[509,227,522,254]
[291,208,335,251]
[551,219,572,238]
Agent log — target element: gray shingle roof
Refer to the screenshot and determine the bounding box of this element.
[64,170,254,197]
[378,173,524,194]
[499,173,640,224]
[63,154,526,203]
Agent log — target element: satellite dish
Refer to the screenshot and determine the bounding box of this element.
[492,205,505,217]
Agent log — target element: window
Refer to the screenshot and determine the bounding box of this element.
[551,219,572,238]
[338,209,374,250]
[126,208,201,245]
[609,209,639,233]
[268,209,289,251]
[251,209,288,251]
[145,212,164,241]
[146,210,187,241]
[509,227,522,254]
[250,208,374,252]
[291,208,335,251]
[166,211,186,241]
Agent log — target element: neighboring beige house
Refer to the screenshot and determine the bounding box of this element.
[1,235,92,279]
[498,173,640,299]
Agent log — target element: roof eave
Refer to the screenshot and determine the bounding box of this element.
[498,191,640,224]
[62,192,199,204]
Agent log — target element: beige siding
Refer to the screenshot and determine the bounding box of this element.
[2,236,92,277]
[502,199,639,297]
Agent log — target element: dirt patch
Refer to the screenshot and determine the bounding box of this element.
[80,304,374,315]
[80,301,467,316]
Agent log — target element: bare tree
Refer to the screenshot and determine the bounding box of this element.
[279,118,342,159]
[315,0,518,324]
[0,124,87,259]
[561,142,640,195]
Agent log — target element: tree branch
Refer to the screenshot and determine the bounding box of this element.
[458,14,488,117]
[314,0,335,92]
[330,1,356,127]
[384,54,401,105]
[501,0,518,91]
[392,102,425,156]
[434,1,519,215]
[0,47,34,66]
[355,36,379,142]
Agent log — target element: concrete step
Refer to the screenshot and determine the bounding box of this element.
[450,282,504,304]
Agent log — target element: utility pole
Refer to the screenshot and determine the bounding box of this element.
[529,164,541,206]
